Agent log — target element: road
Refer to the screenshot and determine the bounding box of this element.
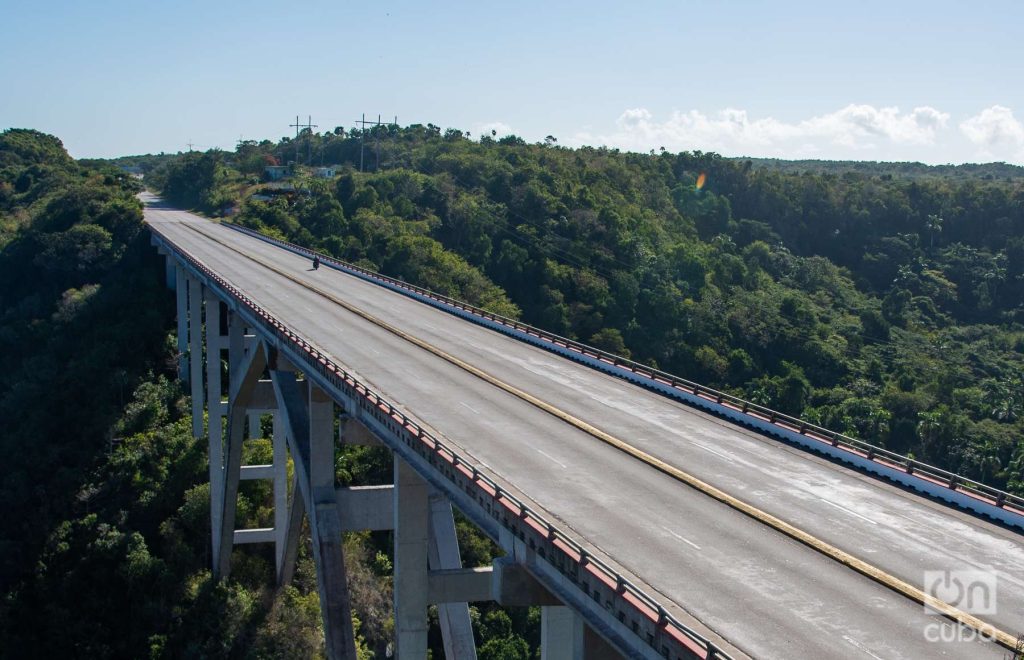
[146,197,1022,659]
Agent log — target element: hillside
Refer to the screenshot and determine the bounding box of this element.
[5,124,1023,658]
[0,128,538,659]
[149,125,1024,495]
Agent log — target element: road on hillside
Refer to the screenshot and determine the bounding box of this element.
[145,195,1021,659]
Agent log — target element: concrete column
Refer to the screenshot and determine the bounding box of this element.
[278,471,305,586]
[541,606,584,660]
[429,493,478,660]
[228,310,244,385]
[248,412,262,439]
[308,385,357,660]
[213,320,267,580]
[188,277,204,438]
[175,266,188,382]
[272,411,288,573]
[394,457,430,659]
[165,256,176,290]
[206,290,225,563]
[309,388,335,502]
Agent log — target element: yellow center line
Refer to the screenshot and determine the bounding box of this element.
[178,219,1017,651]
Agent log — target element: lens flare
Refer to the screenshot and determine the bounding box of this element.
[696,172,707,190]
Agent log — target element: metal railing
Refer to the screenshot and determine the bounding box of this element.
[222,221,1024,516]
[153,225,731,660]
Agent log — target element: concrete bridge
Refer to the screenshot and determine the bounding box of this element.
[145,193,1024,659]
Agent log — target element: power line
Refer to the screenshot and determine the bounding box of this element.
[289,115,319,166]
[355,114,397,172]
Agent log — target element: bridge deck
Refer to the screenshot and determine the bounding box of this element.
[146,200,1021,659]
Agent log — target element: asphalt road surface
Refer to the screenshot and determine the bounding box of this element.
[146,195,1022,659]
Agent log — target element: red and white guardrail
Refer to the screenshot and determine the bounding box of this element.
[223,222,1024,532]
[152,225,731,660]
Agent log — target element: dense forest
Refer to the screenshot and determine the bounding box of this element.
[0,129,537,658]
[3,123,1023,658]
[150,124,1024,495]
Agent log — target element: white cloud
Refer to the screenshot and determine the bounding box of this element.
[475,121,513,138]
[959,105,1024,160]
[573,104,952,159]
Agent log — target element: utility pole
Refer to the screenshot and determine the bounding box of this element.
[355,114,398,172]
[289,116,301,166]
[187,141,194,152]
[288,115,318,166]
[358,113,365,172]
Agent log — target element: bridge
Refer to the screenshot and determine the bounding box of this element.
[145,192,1024,659]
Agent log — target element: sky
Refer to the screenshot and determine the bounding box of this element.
[2,0,1023,164]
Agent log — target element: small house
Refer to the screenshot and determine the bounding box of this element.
[265,165,290,181]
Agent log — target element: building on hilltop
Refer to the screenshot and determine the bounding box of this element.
[264,165,290,181]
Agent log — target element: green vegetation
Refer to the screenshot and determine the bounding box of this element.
[151,125,1022,493]
[0,128,537,658]
[4,123,1023,658]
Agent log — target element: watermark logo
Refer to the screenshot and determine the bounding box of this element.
[923,570,997,616]
[922,570,999,645]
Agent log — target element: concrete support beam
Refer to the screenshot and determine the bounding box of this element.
[310,384,358,660]
[214,338,267,577]
[234,528,275,545]
[272,369,357,660]
[491,557,561,607]
[429,493,478,660]
[336,485,394,531]
[341,414,477,658]
[581,626,624,660]
[309,386,336,502]
[394,457,430,659]
[164,255,176,289]
[240,464,275,480]
[428,567,493,604]
[248,411,262,439]
[175,266,188,382]
[542,607,585,660]
[278,471,306,586]
[248,381,279,411]
[188,277,203,438]
[272,412,289,575]
[206,289,226,572]
[340,416,383,446]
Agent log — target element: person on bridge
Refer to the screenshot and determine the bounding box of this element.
[312,254,320,270]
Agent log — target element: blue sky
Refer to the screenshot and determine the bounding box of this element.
[2,0,1022,163]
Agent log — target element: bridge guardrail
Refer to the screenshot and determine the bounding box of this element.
[152,225,731,660]
[221,221,1024,529]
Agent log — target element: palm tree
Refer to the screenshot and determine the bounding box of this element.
[925,214,943,250]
